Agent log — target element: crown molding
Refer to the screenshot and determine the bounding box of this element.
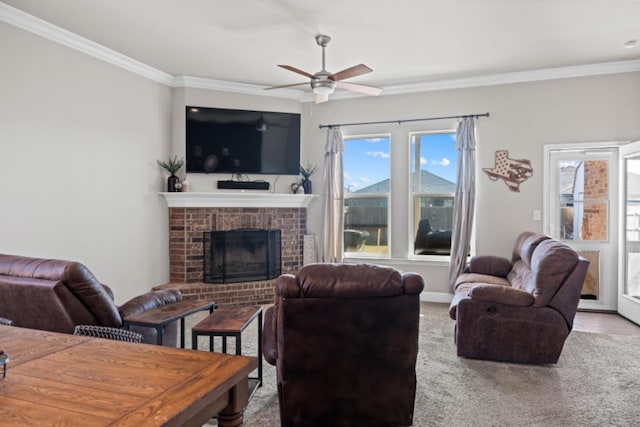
[3,1,640,102]
[171,75,306,100]
[0,2,174,85]
[379,59,640,97]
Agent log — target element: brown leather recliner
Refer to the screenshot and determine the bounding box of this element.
[449,231,590,364]
[262,263,424,427]
[0,254,182,345]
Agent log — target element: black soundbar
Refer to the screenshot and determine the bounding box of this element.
[217,180,270,190]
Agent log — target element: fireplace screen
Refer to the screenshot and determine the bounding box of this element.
[204,228,281,283]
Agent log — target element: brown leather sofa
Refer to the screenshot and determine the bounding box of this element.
[0,254,182,345]
[262,263,424,427]
[449,231,589,364]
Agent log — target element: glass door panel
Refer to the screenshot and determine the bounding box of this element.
[546,148,618,311]
[619,141,640,325]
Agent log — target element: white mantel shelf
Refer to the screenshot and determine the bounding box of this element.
[159,192,316,208]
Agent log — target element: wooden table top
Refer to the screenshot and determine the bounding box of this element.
[123,299,215,326]
[192,305,262,334]
[0,325,257,426]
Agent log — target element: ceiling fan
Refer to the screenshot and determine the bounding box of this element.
[265,34,382,103]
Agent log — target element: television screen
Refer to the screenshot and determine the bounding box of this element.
[185,106,301,175]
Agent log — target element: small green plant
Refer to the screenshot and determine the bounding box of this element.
[300,163,317,179]
[157,155,185,174]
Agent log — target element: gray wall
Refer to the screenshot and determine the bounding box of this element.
[2,19,639,300]
[299,73,640,295]
[0,22,173,303]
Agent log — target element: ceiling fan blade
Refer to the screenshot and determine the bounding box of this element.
[315,93,329,104]
[336,81,382,96]
[264,82,308,90]
[330,64,373,81]
[278,65,316,79]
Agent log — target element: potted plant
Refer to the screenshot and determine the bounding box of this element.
[299,163,317,194]
[157,155,185,192]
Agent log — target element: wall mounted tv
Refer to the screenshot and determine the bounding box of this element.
[185,106,301,175]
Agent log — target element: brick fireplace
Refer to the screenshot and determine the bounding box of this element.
[155,192,315,306]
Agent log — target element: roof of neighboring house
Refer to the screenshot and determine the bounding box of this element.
[354,170,456,194]
[560,164,640,200]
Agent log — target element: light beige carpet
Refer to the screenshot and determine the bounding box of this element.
[184,302,640,427]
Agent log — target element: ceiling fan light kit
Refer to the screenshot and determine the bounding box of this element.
[266,34,382,103]
[311,79,335,95]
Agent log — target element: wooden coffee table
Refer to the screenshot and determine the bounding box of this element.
[123,299,215,347]
[191,305,263,397]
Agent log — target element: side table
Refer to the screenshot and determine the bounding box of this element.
[123,299,215,347]
[192,305,263,397]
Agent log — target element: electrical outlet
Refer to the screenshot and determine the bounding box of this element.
[533,210,542,221]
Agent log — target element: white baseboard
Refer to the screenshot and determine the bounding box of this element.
[420,291,453,303]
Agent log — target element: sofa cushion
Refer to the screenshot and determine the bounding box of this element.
[454,273,511,291]
[450,274,511,319]
[298,263,404,298]
[0,275,100,332]
[467,256,512,277]
[468,284,535,307]
[530,239,579,306]
[513,232,552,268]
[118,289,182,318]
[0,254,121,327]
[507,260,534,292]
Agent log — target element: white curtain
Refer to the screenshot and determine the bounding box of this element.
[322,126,344,262]
[448,117,477,289]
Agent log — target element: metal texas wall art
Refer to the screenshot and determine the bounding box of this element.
[483,150,533,192]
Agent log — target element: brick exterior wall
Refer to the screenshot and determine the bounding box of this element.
[158,206,307,306]
[582,160,608,240]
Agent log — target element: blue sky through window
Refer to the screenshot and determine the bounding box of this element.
[343,136,391,192]
[412,132,457,184]
[343,132,457,193]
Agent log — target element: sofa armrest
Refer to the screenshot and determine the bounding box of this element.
[276,274,300,298]
[468,256,512,277]
[101,283,115,301]
[262,306,277,365]
[402,272,425,295]
[118,289,183,319]
[468,284,534,307]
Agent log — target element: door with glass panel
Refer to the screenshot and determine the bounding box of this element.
[546,147,619,311]
[618,141,640,324]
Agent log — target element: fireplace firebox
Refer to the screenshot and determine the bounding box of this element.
[203,229,281,284]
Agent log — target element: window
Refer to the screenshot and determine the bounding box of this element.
[411,131,457,256]
[343,135,390,256]
[557,159,609,241]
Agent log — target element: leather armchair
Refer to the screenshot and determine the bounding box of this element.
[0,254,182,345]
[263,263,424,427]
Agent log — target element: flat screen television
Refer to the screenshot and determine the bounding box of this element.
[185,106,301,175]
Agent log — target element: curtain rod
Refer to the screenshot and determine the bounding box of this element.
[318,112,490,129]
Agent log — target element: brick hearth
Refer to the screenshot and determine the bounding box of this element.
[156,193,314,306]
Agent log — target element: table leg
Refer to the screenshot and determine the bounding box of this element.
[217,377,249,427]
[222,336,227,353]
[258,310,263,387]
[180,317,186,348]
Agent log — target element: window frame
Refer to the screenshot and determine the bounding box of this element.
[342,133,392,258]
[409,129,457,259]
